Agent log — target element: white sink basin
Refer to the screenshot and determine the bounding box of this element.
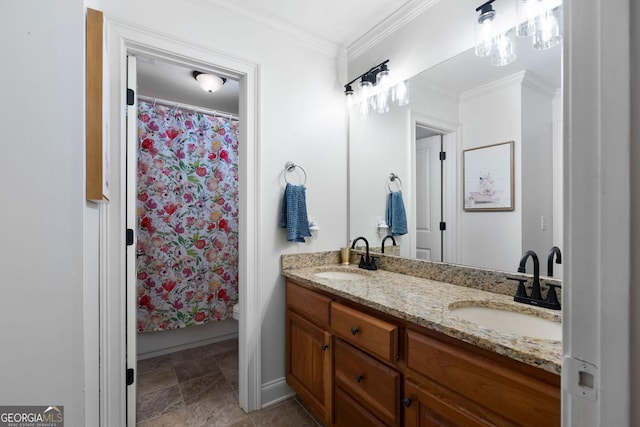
[313,270,369,281]
[449,305,561,341]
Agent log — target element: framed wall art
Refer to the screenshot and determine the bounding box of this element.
[463,141,514,212]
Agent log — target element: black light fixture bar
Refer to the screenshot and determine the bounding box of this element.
[343,59,390,93]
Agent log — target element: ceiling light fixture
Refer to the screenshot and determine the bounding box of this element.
[343,60,409,116]
[192,71,227,93]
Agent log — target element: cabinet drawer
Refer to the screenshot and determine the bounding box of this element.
[334,386,387,427]
[335,338,400,427]
[286,280,331,326]
[331,302,398,363]
[406,330,560,426]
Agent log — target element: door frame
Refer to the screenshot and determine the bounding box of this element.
[103,17,262,424]
[410,113,460,264]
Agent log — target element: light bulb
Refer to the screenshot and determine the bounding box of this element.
[475,5,497,57]
[533,6,562,50]
[516,0,540,37]
[359,79,373,116]
[491,28,517,66]
[393,81,409,106]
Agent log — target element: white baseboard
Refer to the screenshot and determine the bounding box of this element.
[137,329,238,360]
[261,377,295,409]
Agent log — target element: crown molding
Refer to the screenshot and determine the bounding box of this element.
[521,71,558,98]
[187,0,345,58]
[347,0,440,61]
[412,78,460,104]
[460,70,558,101]
[460,71,527,100]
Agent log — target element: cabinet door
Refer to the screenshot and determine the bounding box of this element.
[286,309,332,424]
[403,379,494,427]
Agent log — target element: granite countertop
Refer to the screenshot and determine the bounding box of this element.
[282,263,562,375]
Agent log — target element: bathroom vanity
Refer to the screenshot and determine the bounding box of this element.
[282,252,561,427]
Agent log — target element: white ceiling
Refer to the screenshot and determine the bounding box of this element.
[193,0,432,50]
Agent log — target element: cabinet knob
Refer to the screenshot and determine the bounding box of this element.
[321,344,329,351]
[402,398,413,408]
[354,374,364,383]
[351,327,359,335]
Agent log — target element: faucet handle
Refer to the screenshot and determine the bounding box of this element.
[507,277,528,298]
[358,255,366,268]
[545,283,562,309]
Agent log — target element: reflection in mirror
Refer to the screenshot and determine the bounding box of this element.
[348,34,562,277]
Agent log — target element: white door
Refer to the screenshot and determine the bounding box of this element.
[125,55,138,426]
[415,135,442,261]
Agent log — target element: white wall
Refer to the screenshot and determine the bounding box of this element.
[520,76,554,267]
[459,78,523,272]
[0,1,87,425]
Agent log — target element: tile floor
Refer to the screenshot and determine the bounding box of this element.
[136,338,322,426]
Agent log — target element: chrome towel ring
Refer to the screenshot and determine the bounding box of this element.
[284,161,307,186]
[387,172,402,192]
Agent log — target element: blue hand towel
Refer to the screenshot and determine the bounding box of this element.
[386,191,408,236]
[279,183,311,242]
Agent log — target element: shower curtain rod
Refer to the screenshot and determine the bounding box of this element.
[137,95,239,121]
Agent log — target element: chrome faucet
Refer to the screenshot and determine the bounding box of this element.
[351,237,377,270]
[381,235,396,254]
[547,246,562,277]
[510,250,561,310]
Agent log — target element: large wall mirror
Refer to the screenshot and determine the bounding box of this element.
[349,33,562,276]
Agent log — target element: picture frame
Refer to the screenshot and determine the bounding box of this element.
[463,141,514,212]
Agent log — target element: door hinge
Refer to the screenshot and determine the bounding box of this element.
[439,151,446,161]
[439,222,446,231]
[126,368,135,386]
[126,228,134,246]
[127,88,135,106]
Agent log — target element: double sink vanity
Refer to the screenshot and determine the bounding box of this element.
[282,250,561,426]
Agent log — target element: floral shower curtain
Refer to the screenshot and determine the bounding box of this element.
[136,101,239,332]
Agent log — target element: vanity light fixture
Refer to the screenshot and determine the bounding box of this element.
[343,59,409,116]
[192,71,226,93]
[474,0,516,66]
[475,0,562,67]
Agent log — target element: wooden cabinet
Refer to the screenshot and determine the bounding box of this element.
[285,279,561,427]
[286,282,332,424]
[405,329,560,427]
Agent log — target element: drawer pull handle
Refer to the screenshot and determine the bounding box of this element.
[402,398,413,408]
[354,374,364,383]
[321,344,329,351]
[351,327,359,335]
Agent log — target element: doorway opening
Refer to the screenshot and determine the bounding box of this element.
[130,55,242,424]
